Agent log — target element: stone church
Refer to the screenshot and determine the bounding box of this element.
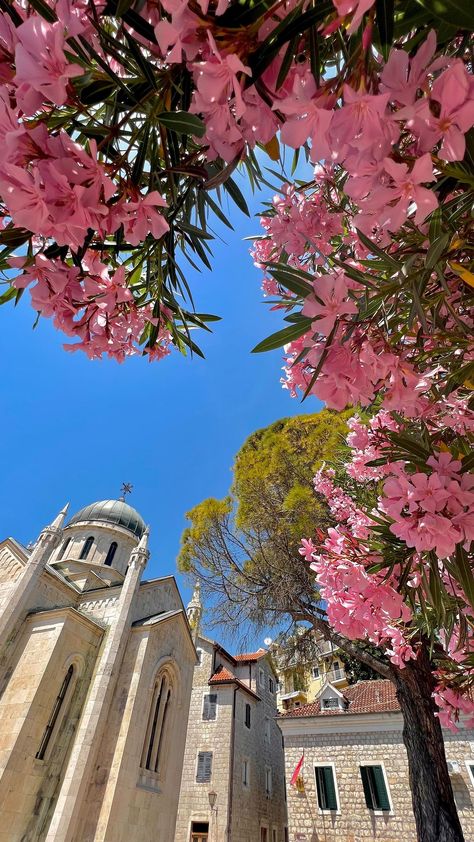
[0,498,197,842]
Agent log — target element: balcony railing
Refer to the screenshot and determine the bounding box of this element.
[326,668,346,682]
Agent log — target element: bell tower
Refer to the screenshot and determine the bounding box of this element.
[186,581,202,642]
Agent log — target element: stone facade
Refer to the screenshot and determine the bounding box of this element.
[175,619,288,842]
[0,498,196,842]
[278,680,474,842]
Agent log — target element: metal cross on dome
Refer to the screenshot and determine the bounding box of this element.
[120,482,133,500]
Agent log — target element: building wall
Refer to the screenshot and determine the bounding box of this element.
[280,715,474,842]
[176,641,288,842]
[77,614,196,842]
[0,608,102,842]
[175,638,234,842]
[231,657,287,842]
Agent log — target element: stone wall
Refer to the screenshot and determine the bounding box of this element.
[76,612,195,842]
[0,608,102,842]
[281,714,474,842]
[175,638,234,842]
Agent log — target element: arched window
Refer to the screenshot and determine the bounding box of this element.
[79,536,94,560]
[104,542,117,567]
[57,537,71,561]
[36,665,74,760]
[141,672,172,774]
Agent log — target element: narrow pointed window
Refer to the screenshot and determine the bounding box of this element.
[104,542,117,567]
[36,665,74,760]
[142,672,173,775]
[57,537,71,561]
[80,536,94,560]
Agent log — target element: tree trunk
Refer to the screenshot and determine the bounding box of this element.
[393,645,465,842]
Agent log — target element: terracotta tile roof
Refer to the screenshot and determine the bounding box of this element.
[279,679,399,718]
[209,666,237,683]
[209,664,261,700]
[233,648,267,662]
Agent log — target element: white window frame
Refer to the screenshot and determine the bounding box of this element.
[359,760,394,815]
[196,648,203,665]
[244,702,251,729]
[269,676,275,694]
[314,761,341,815]
[259,667,265,688]
[265,765,273,797]
[201,691,218,721]
[465,760,474,786]
[242,757,250,788]
[271,827,278,842]
[311,665,320,679]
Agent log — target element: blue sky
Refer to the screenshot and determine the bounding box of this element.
[0,166,322,650]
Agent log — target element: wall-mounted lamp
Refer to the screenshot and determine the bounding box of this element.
[208,790,217,811]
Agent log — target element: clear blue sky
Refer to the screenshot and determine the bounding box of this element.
[0,167,322,650]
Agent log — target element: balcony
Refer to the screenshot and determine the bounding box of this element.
[326,667,346,684]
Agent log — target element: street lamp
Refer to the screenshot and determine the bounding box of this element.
[208,790,217,811]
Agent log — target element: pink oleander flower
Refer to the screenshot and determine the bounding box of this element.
[377,154,438,232]
[278,74,333,162]
[193,34,250,120]
[332,0,376,32]
[120,191,169,245]
[429,61,474,162]
[380,30,440,106]
[299,538,316,561]
[14,16,84,113]
[302,271,358,335]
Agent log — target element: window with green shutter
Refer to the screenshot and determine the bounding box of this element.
[196,751,213,782]
[360,765,391,811]
[315,766,338,811]
[202,693,217,720]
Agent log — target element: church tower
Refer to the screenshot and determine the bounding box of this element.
[186,581,202,642]
[0,495,197,842]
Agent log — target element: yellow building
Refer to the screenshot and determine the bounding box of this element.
[272,632,348,712]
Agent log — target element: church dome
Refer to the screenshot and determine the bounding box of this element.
[68,499,146,538]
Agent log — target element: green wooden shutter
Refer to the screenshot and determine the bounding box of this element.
[315,767,338,810]
[322,767,338,810]
[372,766,390,810]
[315,768,324,809]
[360,766,374,809]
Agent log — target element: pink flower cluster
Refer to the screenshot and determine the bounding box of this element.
[434,686,474,733]
[305,528,415,666]
[11,251,172,362]
[381,455,474,559]
[0,11,170,360]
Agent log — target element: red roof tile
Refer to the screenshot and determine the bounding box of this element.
[234,649,267,662]
[209,664,261,700]
[279,679,399,717]
[209,666,237,683]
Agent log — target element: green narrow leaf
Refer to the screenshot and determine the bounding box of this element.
[415,0,473,30]
[252,319,312,353]
[158,111,206,138]
[355,228,400,270]
[223,178,250,217]
[425,232,450,268]
[0,285,17,306]
[375,0,395,60]
[268,267,313,298]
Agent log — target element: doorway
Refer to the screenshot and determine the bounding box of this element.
[191,821,209,842]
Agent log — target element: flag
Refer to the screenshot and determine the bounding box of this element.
[290,754,304,787]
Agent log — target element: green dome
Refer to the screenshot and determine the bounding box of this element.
[68,499,146,538]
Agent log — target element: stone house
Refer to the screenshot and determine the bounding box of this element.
[277,678,474,842]
[272,630,348,713]
[0,498,197,842]
[175,585,288,842]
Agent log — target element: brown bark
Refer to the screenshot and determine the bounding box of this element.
[393,645,465,842]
